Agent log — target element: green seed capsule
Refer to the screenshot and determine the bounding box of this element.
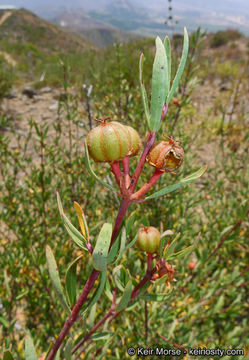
[87,120,141,162]
[136,226,161,254]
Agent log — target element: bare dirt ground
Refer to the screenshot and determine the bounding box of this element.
[0,10,12,26]
[1,87,88,155]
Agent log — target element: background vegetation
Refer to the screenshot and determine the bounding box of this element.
[0,9,249,359]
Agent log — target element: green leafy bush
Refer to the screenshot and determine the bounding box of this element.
[210,29,242,48]
[0,56,14,100]
[1,28,248,360]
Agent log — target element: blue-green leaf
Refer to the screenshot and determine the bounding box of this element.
[166,27,189,104]
[57,192,88,251]
[64,338,73,360]
[164,36,171,92]
[25,335,38,360]
[66,255,83,307]
[139,53,150,128]
[150,37,168,131]
[145,165,207,200]
[84,140,118,193]
[116,280,133,312]
[88,270,107,308]
[107,232,121,264]
[92,223,112,271]
[46,245,71,315]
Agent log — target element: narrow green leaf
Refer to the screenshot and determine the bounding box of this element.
[164,36,171,92]
[46,245,71,315]
[150,36,168,131]
[115,232,138,264]
[4,270,11,297]
[168,319,177,338]
[16,289,29,300]
[84,140,118,193]
[159,230,174,258]
[139,53,150,128]
[163,233,181,259]
[91,332,111,341]
[25,335,38,360]
[88,270,107,308]
[113,265,125,291]
[98,335,115,360]
[55,349,60,360]
[57,192,88,251]
[219,225,234,238]
[92,223,112,271]
[139,293,171,302]
[126,210,137,235]
[64,338,73,360]
[167,245,194,261]
[166,27,189,104]
[145,165,207,200]
[89,303,97,328]
[116,280,133,312]
[113,265,131,293]
[214,295,225,313]
[105,277,113,301]
[115,228,127,263]
[66,255,83,307]
[0,316,9,328]
[107,233,121,264]
[3,350,14,360]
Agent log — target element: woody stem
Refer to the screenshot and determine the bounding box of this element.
[130,168,163,201]
[129,131,156,192]
[110,161,122,186]
[122,156,131,189]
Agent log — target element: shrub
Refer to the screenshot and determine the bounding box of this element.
[210,29,242,48]
[0,55,14,100]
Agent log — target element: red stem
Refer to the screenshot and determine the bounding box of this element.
[130,131,156,192]
[130,168,163,201]
[47,131,159,359]
[47,198,130,359]
[110,161,122,186]
[73,255,156,358]
[122,156,131,189]
[46,269,100,360]
[109,198,131,248]
[72,290,117,356]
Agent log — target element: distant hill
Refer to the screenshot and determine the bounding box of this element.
[4,0,249,35]
[53,9,141,48]
[0,8,96,87]
[0,8,94,57]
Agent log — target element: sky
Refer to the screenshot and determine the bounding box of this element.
[0,0,249,34]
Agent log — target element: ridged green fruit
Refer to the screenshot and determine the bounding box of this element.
[136,226,161,253]
[87,121,141,162]
[126,125,142,156]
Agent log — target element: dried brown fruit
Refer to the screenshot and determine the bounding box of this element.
[146,138,184,172]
